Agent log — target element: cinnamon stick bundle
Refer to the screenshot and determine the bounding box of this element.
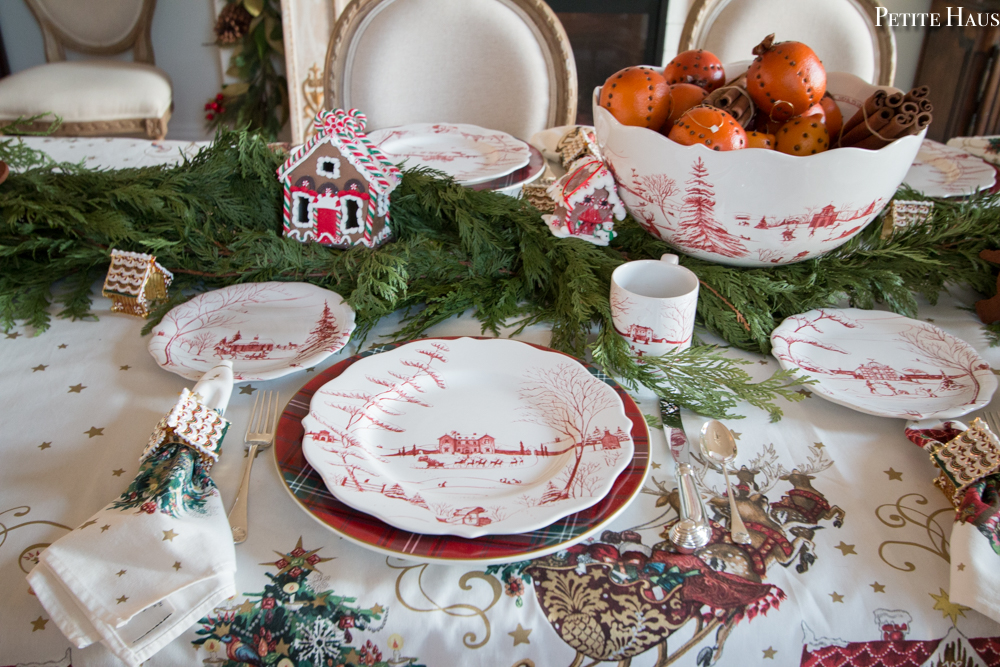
[704,73,755,128]
[841,89,886,138]
[838,86,934,149]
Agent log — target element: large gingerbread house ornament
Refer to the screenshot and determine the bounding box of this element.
[276,109,401,248]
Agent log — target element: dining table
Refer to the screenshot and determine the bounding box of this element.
[1,135,1000,667]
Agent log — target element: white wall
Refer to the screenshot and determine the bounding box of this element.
[661,0,930,91]
[0,0,223,140]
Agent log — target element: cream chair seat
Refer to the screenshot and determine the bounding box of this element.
[325,0,577,139]
[0,0,172,139]
[679,0,896,86]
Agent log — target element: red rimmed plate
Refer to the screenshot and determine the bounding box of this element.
[274,338,650,564]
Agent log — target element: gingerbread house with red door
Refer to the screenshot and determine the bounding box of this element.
[276,108,401,248]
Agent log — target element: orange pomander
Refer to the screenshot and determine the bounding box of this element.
[747,34,826,122]
[659,83,709,130]
[819,94,843,138]
[746,131,775,149]
[775,114,829,156]
[668,106,747,151]
[663,49,726,92]
[599,66,672,129]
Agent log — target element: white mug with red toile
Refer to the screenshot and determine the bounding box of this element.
[610,254,699,358]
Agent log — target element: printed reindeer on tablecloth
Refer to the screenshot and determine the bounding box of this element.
[692,443,843,582]
[525,441,845,667]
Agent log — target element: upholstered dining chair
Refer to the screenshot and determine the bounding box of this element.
[324,0,577,140]
[0,0,172,139]
[678,0,896,86]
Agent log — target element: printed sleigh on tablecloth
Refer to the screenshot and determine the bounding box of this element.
[276,109,401,248]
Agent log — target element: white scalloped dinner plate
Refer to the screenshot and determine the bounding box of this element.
[771,308,996,420]
[148,282,355,382]
[301,337,635,537]
[368,124,531,185]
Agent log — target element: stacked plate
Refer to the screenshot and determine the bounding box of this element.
[367,124,545,196]
[274,337,650,565]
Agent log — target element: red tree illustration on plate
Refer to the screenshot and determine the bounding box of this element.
[674,158,748,258]
[898,324,989,402]
[159,283,289,366]
[517,364,618,501]
[183,331,216,356]
[771,310,859,373]
[295,301,341,361]
[310,343,449,491]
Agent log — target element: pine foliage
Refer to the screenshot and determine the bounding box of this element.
[1,131,997,421]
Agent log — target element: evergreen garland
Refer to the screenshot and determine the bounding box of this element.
[0,131,996,421]
[206,0,287,140]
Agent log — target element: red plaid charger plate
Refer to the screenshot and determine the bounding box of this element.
[274,337,650,564]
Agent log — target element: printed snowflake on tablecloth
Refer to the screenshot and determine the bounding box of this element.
[193,538,425,667]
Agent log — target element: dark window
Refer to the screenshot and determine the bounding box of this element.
[344,200,360,231]
[296,196,310,224]
[321,159,337,173]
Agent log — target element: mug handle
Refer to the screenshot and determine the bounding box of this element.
[660,253,679,265]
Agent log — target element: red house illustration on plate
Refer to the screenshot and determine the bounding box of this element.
[276,108,401,248]
[438,432,496,455]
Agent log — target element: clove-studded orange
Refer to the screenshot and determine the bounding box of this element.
[775,114,829,156]
[667,106,747,150]
[746,131,775,149]
[599,66,672,129]
[663,49,726,92]
[659,83,709,131]
[747,34,826,122]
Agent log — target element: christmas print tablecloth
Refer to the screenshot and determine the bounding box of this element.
[2,139,1000,667]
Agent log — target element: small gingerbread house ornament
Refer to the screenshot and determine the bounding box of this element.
[543,156,626,246]
[929,418,1000,507]
[276,108,401,248]
[102,249,173,318]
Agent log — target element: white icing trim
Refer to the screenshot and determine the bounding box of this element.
[316,155,341,179]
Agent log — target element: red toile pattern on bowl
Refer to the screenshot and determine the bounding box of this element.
[593,67,927,267]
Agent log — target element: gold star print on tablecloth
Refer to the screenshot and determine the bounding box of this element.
[834,542,857,556]
[814,442,825,449]
[509,624,532,646]
[762,647,777,659]
[730,431,741,440]
[885,468,903,481]
[796,388,813,398]
[871,582,886,593]
[239,384,256,395]
[957,563,966,571]
[830,592,844,603]
[172,561,182,571]
[30,616,48,631]
[112,469,125,476]
[264,537,334,576]
[370,604,384,615]
[237,599,255,615]
[100,524,110,532]
[68,384,86,393]
[116,570,126,577]
[120,365,131,371]
[930,588,971,625]
[162,529,178,542]
[6,331,21,339]
[37,442,51,450]
[32,364,47,372]
[57,344,67,349]
[651,461,662,469]
[116,595,128,604]
[85,427,104,438]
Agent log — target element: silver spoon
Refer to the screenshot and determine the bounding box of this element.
[700,420,751,545]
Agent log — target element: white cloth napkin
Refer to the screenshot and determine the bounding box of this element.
[28,362,237,667]
[905,418,1000,624]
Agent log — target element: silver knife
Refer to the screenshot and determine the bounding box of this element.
[659,399,712,553]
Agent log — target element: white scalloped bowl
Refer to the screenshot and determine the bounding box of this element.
[593,65,926,267]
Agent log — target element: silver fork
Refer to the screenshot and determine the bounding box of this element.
[982,410,1000,440]
[228,391,279,544]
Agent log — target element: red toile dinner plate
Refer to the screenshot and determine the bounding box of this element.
[274,338,650,565]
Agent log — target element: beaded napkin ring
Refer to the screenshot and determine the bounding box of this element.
[142,388,231,467]
[927,418,1000,507]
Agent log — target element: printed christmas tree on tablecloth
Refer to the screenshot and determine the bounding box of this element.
[194,537,425,667]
